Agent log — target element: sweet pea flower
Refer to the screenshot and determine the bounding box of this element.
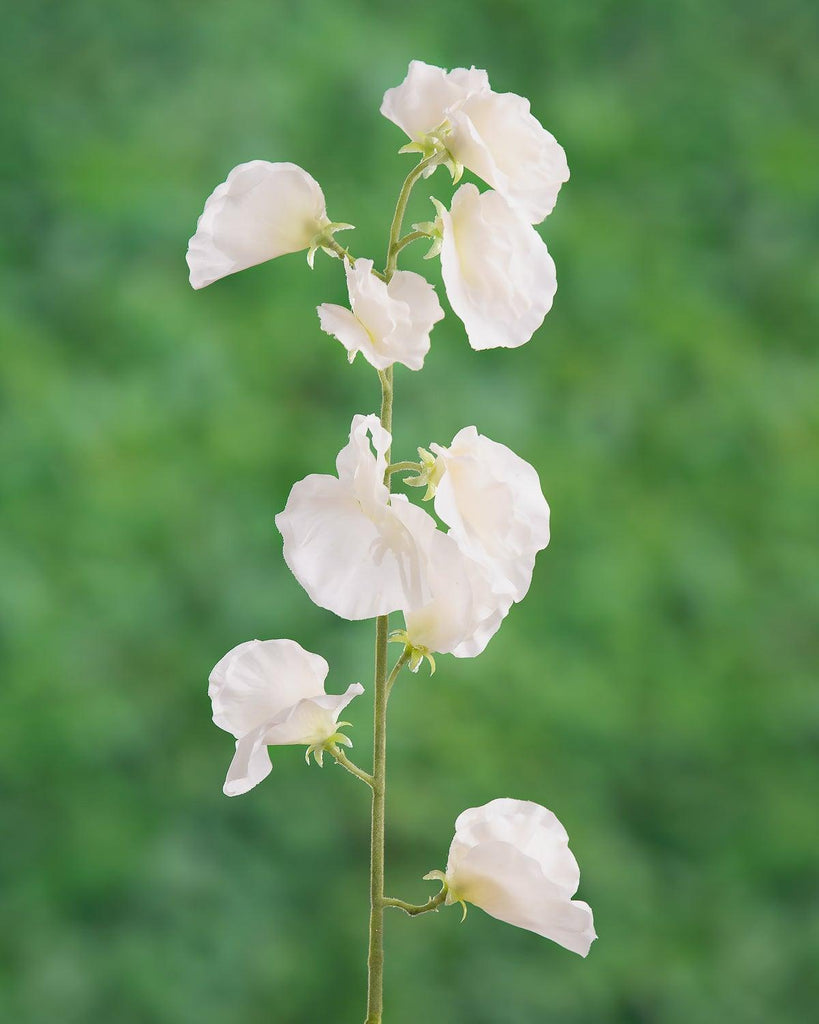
[381,60,569,223]
[186,161,352,289]
[317,258,444,371]
[428,799,596,956]
[275,414,440,620]
[399,531,514,663]
[209,638,363,796]
[428,425,550,602]
[433,184,557,350]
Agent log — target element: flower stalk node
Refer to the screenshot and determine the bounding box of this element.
[403,446,443,500]
[307,221,356,268]
[388,631,436,675]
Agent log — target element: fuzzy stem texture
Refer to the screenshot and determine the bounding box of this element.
[383,888,448,916]
[364,158,430,1024]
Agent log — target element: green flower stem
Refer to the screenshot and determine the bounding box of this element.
[365,365,393,1024]
[365,156,432,1024]
[383,888,448,917]
[385,155,440,280]
[385,648,411,699]
[331,747,374,787]
[391,229,430,257]
[386,460,422,477]
[323,238,387,281]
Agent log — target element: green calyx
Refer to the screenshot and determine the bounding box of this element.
[305,723,354,766]
[403,447,444,500]
[398,120,463,185]
[388,630,436,675]
[422,870,467,921]
[306,221,356,268]
[412,197,448,261]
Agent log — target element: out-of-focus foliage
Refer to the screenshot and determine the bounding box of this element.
[1,1,817,1021]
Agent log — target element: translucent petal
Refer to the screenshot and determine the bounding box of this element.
[186,161,329,289]
[438,185,557,350]
[209,639,329,739]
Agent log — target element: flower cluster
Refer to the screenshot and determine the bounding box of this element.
[188,60,595,1004]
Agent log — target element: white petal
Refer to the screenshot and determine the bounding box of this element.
[380,60,488,144]
[186,161,329,289]
[431,426,550,602]
[209,638,329,739]
[402,529,512,658]
[450,798,579,896]
[319,261,442,372]
[223,725,273,797]
[334,413,391,515]
[263,683,364,746]
[438,184,556,350]
[451,840,596,956]
[448,91,569,224]
[385,270,445,371]
[275,421,438,620]
[317,303,372,362]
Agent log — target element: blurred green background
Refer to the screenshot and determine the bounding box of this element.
[1,1,817,1021]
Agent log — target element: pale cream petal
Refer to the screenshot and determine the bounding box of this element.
[209,638,329,739]
[439,184,556,350]
[431,425,550,602]
[450,798,579,896]
[262,682,364,746]
[449,92,569,224]
[317,302,372,362]
[452,841,596,956]
[380,60,487,143]
[223,725,273,797]
[186,161,329,289]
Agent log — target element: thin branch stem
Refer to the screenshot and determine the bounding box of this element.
[392,230,429,257]
[323,238,387,281]
[386,460,421,477]
[383,888,448,917]
[330,747,374,787]
[384,155,440,280]
[386,648,411,699]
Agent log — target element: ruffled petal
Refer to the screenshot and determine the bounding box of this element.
[263,683,364,746]
[402,529,512,658]
[452,840,596,956]
[186,161,329,289]
[276,469,437,620]
[449,91,569,224]
[380,60,488,143]
[209,638,329,739]
[431,426,550,602]
[438,184,557,350]
[317,303,372,363]
[223,724,273,797]
[319,261,442,371]
[450,798,579,896]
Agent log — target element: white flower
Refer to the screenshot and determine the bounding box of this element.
[317,259,444,371]
[434,798,596,956]
[208,638,363,796]
[275,414,440,620]
[187,161,350,289]
[401,530,513,660]
[435,184,557,350]
[381,60,569,223]
[429,425,550,602]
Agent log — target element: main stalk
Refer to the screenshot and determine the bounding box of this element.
[364,154,437,1023]
[365,367,393,1024]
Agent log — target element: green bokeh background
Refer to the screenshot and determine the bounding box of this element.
[2,2,817,1021]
